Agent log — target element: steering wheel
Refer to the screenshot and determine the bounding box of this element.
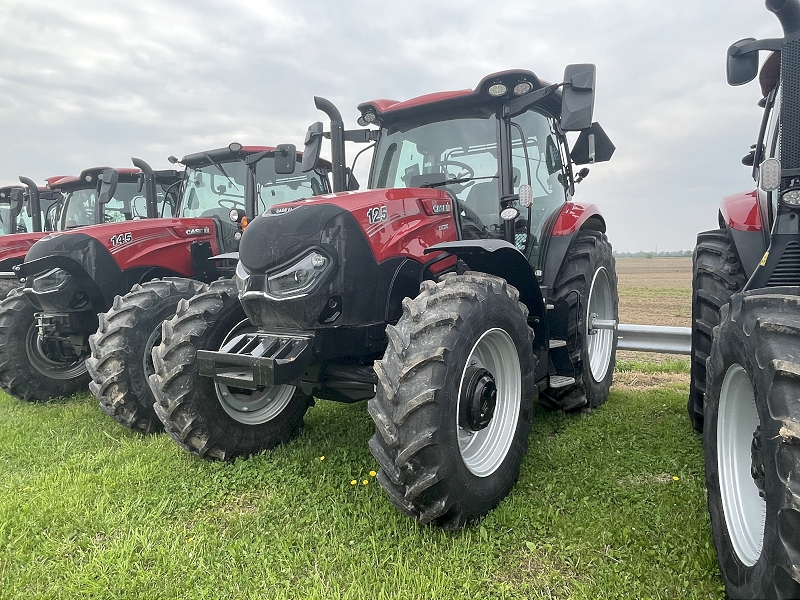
[217,198,245,211]
[440,160,474,181]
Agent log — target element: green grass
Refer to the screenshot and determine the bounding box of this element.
[0,374,723,599]
[615,358,690,374]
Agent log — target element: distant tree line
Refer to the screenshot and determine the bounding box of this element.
[613,250,693,258]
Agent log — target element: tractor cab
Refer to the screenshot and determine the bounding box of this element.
[171,143,331,255]
[0,184,61,235]
[54,167,180,231]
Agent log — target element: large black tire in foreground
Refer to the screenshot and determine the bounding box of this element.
[0,278,22,301]
[0,289,89,401]
[149,279,313,461]
[369,272,537,529]
[87,278,207,434]
[545,229,618,410]
[688,228,747,432]
[704,288,800,599]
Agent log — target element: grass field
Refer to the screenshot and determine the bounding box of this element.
[0,257,725,599]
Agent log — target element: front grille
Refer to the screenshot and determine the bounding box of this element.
[767,241,800,286]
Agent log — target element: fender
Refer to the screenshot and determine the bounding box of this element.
[425,239,548,374]
[719,190,767,278]
[541,202,606,290]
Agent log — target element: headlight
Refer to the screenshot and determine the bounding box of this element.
[782,189,800,207]
[234,260,250,295]
[32,268,71,293]
[266,250,329,298]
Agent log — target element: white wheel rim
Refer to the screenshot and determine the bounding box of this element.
[214,319,295,425]
[457,328,521,477]
[717,363,765,566]
[586,267,614,382]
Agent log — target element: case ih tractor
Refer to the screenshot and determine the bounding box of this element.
[0,163,182,401]
[0,180,62,298]
[0,144,331,406]
[688,0,800,597]
[86,146,331,434]
[150,66,617,529]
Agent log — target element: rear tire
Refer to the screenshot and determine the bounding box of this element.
[689,228,747,432]
[149,279,313,461]
[704,288,800,599]
[87,278,207,434]
[0,289,89,401]
[545,230,618,409]
[369,273,536,529]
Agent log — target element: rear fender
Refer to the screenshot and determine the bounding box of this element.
[719,190,766,278]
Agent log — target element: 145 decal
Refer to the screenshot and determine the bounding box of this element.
[367,205,388,224]
[110,232,133,246]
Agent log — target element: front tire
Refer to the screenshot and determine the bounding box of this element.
[704,288,800,599]
[546,230,618,409]
[0,289,89,401]
[369,273,536,529]
[688,228,747,432]
[87,278,207,433]
[149,279,313,461]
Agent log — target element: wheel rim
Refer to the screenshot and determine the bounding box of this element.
[213,319,295,425]
[25,322,87,380]
[717,363,765,567]
[457,328,521,477]
[586,267,615,382]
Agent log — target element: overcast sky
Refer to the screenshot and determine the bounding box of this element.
[0,0,783,252]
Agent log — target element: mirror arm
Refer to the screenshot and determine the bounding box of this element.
[344,129,379,143]
[503,83,561,119]
[731,38,783,56]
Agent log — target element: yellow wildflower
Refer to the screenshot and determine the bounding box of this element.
[369,470,377,477]
[319,456,325,461]
[362,480,369,485]
[672,476,679,481]
[350,480,357,485]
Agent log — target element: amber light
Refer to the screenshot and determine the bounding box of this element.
[241,216,249,229]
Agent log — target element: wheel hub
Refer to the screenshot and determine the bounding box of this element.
[459,366,497,431]
[750,425,766,499]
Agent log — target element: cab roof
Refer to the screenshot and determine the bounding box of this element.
[180,144,331,170]
[357,69,561,124]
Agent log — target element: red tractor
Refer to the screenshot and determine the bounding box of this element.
[0,179,62,298]
[85,145,332,433]
[688,0,800,596]
[150,67,617,529]
[0,144,331,406]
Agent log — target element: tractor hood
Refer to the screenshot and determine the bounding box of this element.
[20,217,220,280]
[239,187,457,274]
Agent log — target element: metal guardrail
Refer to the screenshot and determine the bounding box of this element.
[616,323,691,355]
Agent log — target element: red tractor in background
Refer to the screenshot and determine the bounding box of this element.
[688,0,800,596]
[86,146,331,433]
[150,66,617,529]
[0,180,61,299]
[0,143,331,407]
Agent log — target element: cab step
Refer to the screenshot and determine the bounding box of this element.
[549,339,567,349]
[549,375,576,388]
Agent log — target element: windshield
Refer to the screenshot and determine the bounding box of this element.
[179,160,246,219]
[254,159,328,211]
[372,113,501,235]
[59,181,146,229]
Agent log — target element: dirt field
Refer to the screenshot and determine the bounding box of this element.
[616,256,692,327]
[614,257,692,382]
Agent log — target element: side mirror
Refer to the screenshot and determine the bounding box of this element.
[274,144,297,175]
[759,157,782,191]
[560,64,596,131]
[301,122,324,173]
[98,169,119,205]
[727,38,760,86]
[570,122,615,165]
[9,188,24,217]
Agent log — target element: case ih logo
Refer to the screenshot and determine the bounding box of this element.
[272,206,296,214]
[185,227,211,236]
[432,204,450,214]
